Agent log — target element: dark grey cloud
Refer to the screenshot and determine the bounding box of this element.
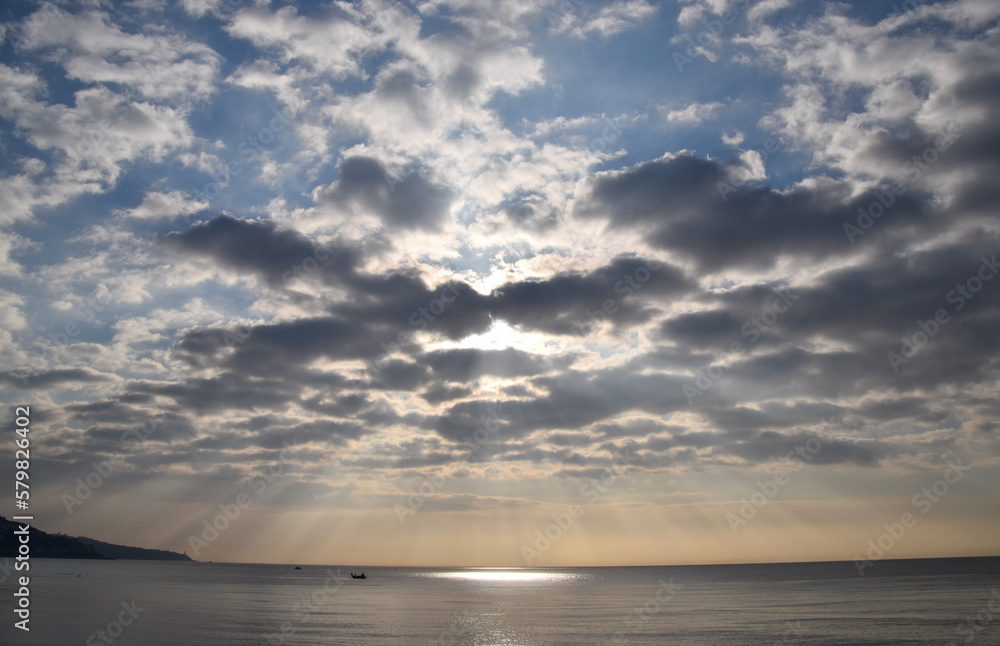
[420,382,474,404]
[658,309,744,350]
[300,393,370,417]
[331,277,494,341]
[314,155,453,231]
[573,154,934,272]
[432,366,693,443]
[161,217,700,392]
[503,197,559,232]
[162,214,354,288]
[172,317,373,373]
[874,67,1000,217]
[700,406,793,436]
[444,63,481,101]
[127,372,303,413]
[715,431,886,467]
[654,236,1000,404]
[67,402,196,444]
[369,359,430,391]
[164,218,493,343]
[67,399,145,424]
[491,255,692,335]
[83,412,196,444]
[1,368,110,389]
[257,419,368,448]
[593,418,683,440]
[376,70,432,128]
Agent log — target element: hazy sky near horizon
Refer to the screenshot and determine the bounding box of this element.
[1,0,999,567]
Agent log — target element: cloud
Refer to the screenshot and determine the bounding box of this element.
[161,215,351,288]
[21,6,220,103]
[0,72,196,203]
[226,4,383,79]
[2,368,111,389]
[490,256,693,335]
[747,0,791,23]
[664,101,724,124]
[721,130,745,146]
[179,0,225,19]
[117,191,208,221]
[573,153,935,272]
[502,197,560,233]
[313,156,454,231]
[556,0,659,38]
[716,431,886,467]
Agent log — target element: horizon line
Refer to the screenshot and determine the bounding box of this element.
[174,553,1000,569]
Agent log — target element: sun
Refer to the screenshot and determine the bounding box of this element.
[457,319,526,351]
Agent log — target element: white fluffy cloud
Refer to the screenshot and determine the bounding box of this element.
[556,0,659,38]
[664,101,724,124]
[21,6,220,103]
[117,191,209,221]
[226,4,384,79]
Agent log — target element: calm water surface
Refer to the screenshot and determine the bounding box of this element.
[3,557,999,645]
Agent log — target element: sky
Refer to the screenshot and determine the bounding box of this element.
[0,0,998,568]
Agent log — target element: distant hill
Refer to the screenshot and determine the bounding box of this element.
[0,516,192,561]
[0,516,107,559]
[74,536,192,561]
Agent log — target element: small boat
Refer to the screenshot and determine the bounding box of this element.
[350,572,367,579]
[294,566,301,570]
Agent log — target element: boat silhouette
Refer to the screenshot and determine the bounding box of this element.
[350,572,366,579]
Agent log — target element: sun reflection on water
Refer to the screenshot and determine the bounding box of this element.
[425,568,577,583]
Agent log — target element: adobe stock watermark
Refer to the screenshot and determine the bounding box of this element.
[365,281,468,379]
[589,114,631,154]
[879,0,930,34]
[66,89,142,162]
[394,403,504,524]
[612,578,683,645]
[946,588,1000,646]
[61,420,158,515]
[682,286,799,403]
[25,2,68,29]
[0,557,13,585]
[84,600,144,646]
[223,241,338,349]
[672,0,750,73]
[887,253,998,373]
[772,622,809,645]
[545,0,586,31]
[196,107,291,204]
[844,121,961,244]
[264,568,350,645]
[521,444,638,565]
[186,439,297,558]
[14,267,135,387]
[853,459,972,575]
[726,417,844,533]
[571,259,662,336]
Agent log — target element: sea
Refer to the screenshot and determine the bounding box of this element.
[3,556,999,645]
